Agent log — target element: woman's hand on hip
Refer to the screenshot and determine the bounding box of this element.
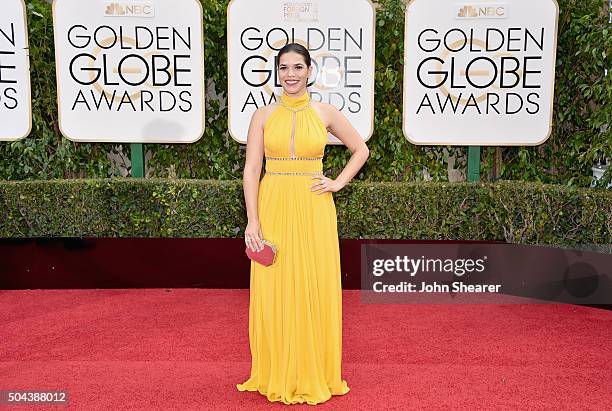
[310,175,343,194]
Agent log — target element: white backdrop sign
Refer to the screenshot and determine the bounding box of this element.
[0,0,31,141]
[53,0,205,143]
[403,0,559,145]
[227,0,375,144]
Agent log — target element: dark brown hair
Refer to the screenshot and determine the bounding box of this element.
[276,43,312,67]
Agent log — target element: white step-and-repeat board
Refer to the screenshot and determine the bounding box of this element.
[0,0,31,141]
[403,0,559,145]
[53,0,205,143]
[227,0,376,144]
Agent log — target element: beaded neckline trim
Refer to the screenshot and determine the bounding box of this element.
[278,100,311,112]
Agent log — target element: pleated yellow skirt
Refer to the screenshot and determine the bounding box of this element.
[236,170,350,405]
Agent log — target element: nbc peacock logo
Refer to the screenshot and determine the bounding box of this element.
[104,2,155,17]
[457,4,507,19]
[457,6,478,18]
[105,3,126,15]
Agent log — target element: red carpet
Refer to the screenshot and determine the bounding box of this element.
[0,289,610,410]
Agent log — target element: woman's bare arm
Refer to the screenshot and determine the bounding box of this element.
[325,105,369,189]
[243,108,266,251]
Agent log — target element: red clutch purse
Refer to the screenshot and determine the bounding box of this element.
[245,239,277,266]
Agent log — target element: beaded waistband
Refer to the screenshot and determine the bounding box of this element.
[266,171,324,176]
[264,155,323,174]
[265,156,323,161]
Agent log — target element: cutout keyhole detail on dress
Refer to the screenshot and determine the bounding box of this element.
[290,111,296,158]
[279,100,311,159]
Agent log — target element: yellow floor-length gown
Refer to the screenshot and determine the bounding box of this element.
[236,90,350,405]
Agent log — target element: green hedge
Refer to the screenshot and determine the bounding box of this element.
[0,0,609,187]
[1,179,610,247]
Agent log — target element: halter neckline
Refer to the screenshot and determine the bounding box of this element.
[279,90,311,109]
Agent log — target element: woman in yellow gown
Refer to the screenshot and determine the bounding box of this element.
[237,43,369,405]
